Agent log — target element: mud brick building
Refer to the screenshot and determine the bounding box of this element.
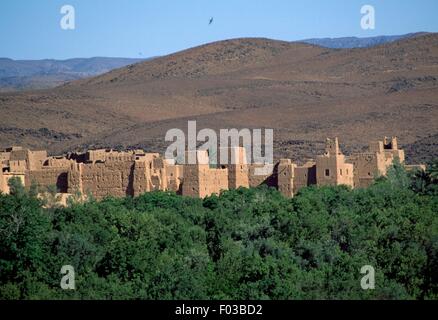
[0,137,425,200]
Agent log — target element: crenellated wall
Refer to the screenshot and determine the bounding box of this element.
[182,150,229,198]
[293,161,317,194]
[347,137,406,188]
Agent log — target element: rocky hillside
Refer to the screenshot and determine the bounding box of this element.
[0,57,147,91]
[0,33,437,164]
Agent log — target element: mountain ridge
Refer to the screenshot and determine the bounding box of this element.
[0,32,431,91]
[300,32,428,48]
[0,32,437,164]
[0,57,149,91]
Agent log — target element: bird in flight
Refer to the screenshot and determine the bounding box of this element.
[209,17,214,25]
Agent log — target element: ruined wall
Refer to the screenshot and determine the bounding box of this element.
[9,148,27,173]
[248,164,275,188]
[26,168,69,193]
[44,157,72,168]
[348,137,404,189]
[228,164,249,190]
[182,164,202,197]
[132,160,151,196]
[1,136,422,200]
[166,164,183,193]
[384,137,405,163]
[9,159,27,173]
[8,149,29,172]
[348,153,385,188]
[294,162,317,193]
[67,163,83,195]
[205,167,228,197]
[66,152,174,199]
[217,147,249,190]
[6,149,47,172]
[182,164,229,198]
[28,150,47,171]
[25,157,71,193]
[86,149,115,162]
[9,148,27,161]
[0,172,26,194]
[0,151,11,171]
[277,159,295,198]
[182,150,229,198]
[79,160,135,199]
[151,157,168,191]
[132,155,170,197]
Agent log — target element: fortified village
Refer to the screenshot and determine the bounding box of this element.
[0,137,425,201]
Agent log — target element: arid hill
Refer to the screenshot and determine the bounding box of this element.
[0,34,437,164]
[301,32,425,49]
[0,57,147,92]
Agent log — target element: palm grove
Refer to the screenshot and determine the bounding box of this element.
[0,161,437,299]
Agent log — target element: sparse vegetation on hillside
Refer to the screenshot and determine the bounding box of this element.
[0,162,437,300]
[1,34,437,164]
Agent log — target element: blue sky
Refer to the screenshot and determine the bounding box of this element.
[1,0,437,60]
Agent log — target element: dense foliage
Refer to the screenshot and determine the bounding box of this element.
[0,162,437,300]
